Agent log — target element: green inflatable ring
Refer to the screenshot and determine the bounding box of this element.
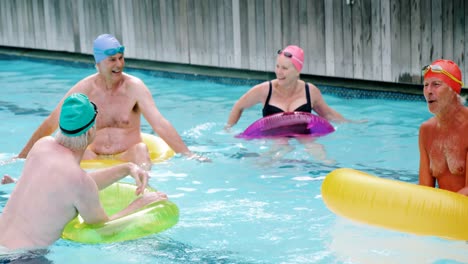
[62,182,179,244]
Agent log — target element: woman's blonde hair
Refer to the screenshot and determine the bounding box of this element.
[55,126,94,151]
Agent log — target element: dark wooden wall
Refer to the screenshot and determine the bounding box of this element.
[0,0,466,87]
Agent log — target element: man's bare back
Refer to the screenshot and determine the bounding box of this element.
[0,138,82,249]
[0,93,166,251]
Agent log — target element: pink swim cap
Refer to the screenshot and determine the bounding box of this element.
[423,59,463,94]
[279,45,304,72]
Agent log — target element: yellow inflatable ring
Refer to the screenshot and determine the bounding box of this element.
[62,182,179,244]
[321,168,468,240]
[80,133,175,169]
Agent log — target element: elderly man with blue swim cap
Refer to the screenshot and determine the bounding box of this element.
[18,33,209,168]
[0,93,167,251]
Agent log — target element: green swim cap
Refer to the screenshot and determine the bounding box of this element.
[59,93,97,136]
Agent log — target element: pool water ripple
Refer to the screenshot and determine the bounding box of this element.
[1,57,467,263]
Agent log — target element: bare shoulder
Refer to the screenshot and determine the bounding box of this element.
[74,73,99,92]
[253,81,270,90]
[305,82,324,104]
[305,82,321,93]
[124,73,145,87]
[30,136,58,151]
[419,117,436,133]
[250,81,271,96]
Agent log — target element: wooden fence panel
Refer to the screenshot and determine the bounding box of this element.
[232,0,242,68]
[453,0,464,72]
[442,0,454,60]
[420,0,432,67]
[342,0,354,78]
[410,0,421,83]
[400,0,412,83]
[0,0,467,88]
[332,0,345,78]
[381,0,392,82]
[270,0,282,70]
[361,0,373,81]
[263,0,275,72]
[324,0,335,76]
[308,0,326,76]
[431,0,443,60]
[371,0,382,81]
[246,0,257,69]
[352,0,364,79]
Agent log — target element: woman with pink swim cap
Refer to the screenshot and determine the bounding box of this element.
[226,45,351,128]
[418,59,468,195]
[226,45,354,162]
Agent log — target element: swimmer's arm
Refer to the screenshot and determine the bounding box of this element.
[18,107,61,158]
[88,163,148,195]
[107,192,168,221]
[418,126,435,187]
[76,172,167,224]
[137,83,190,154]
[309,86,347,123]
[74,173,109,224]
[226,83,266,128]
[137,82,210,161]
[313,99,346,123]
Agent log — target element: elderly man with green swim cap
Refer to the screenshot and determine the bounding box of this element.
[18,33,209,169]
[0,93,167,251]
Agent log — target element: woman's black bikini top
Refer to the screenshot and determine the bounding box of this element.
[262,81,312,117]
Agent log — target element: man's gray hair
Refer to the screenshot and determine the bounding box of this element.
[55,128,91,151]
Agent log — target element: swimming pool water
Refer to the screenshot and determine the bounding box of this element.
[1,56,467,264]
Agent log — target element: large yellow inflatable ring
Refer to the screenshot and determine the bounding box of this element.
[321,168,468,241]
[80,133,175,169]
[62,182,179,244]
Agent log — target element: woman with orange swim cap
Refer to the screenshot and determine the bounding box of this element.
[419,59,468,194]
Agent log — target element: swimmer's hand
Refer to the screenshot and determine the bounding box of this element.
[182,152,212,163]
[109,191,168,221]
[128,163,149,195]
[133,191,168,206]
[1,175,17,185]
[349,118,368,124]
[224,124,233,132]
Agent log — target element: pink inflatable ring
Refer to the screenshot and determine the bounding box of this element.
[236,112,335,139]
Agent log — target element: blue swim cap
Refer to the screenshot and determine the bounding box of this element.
[93,34,123,63]
[60,93,97,137]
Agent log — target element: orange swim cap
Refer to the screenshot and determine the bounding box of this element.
[423,59,463,94]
